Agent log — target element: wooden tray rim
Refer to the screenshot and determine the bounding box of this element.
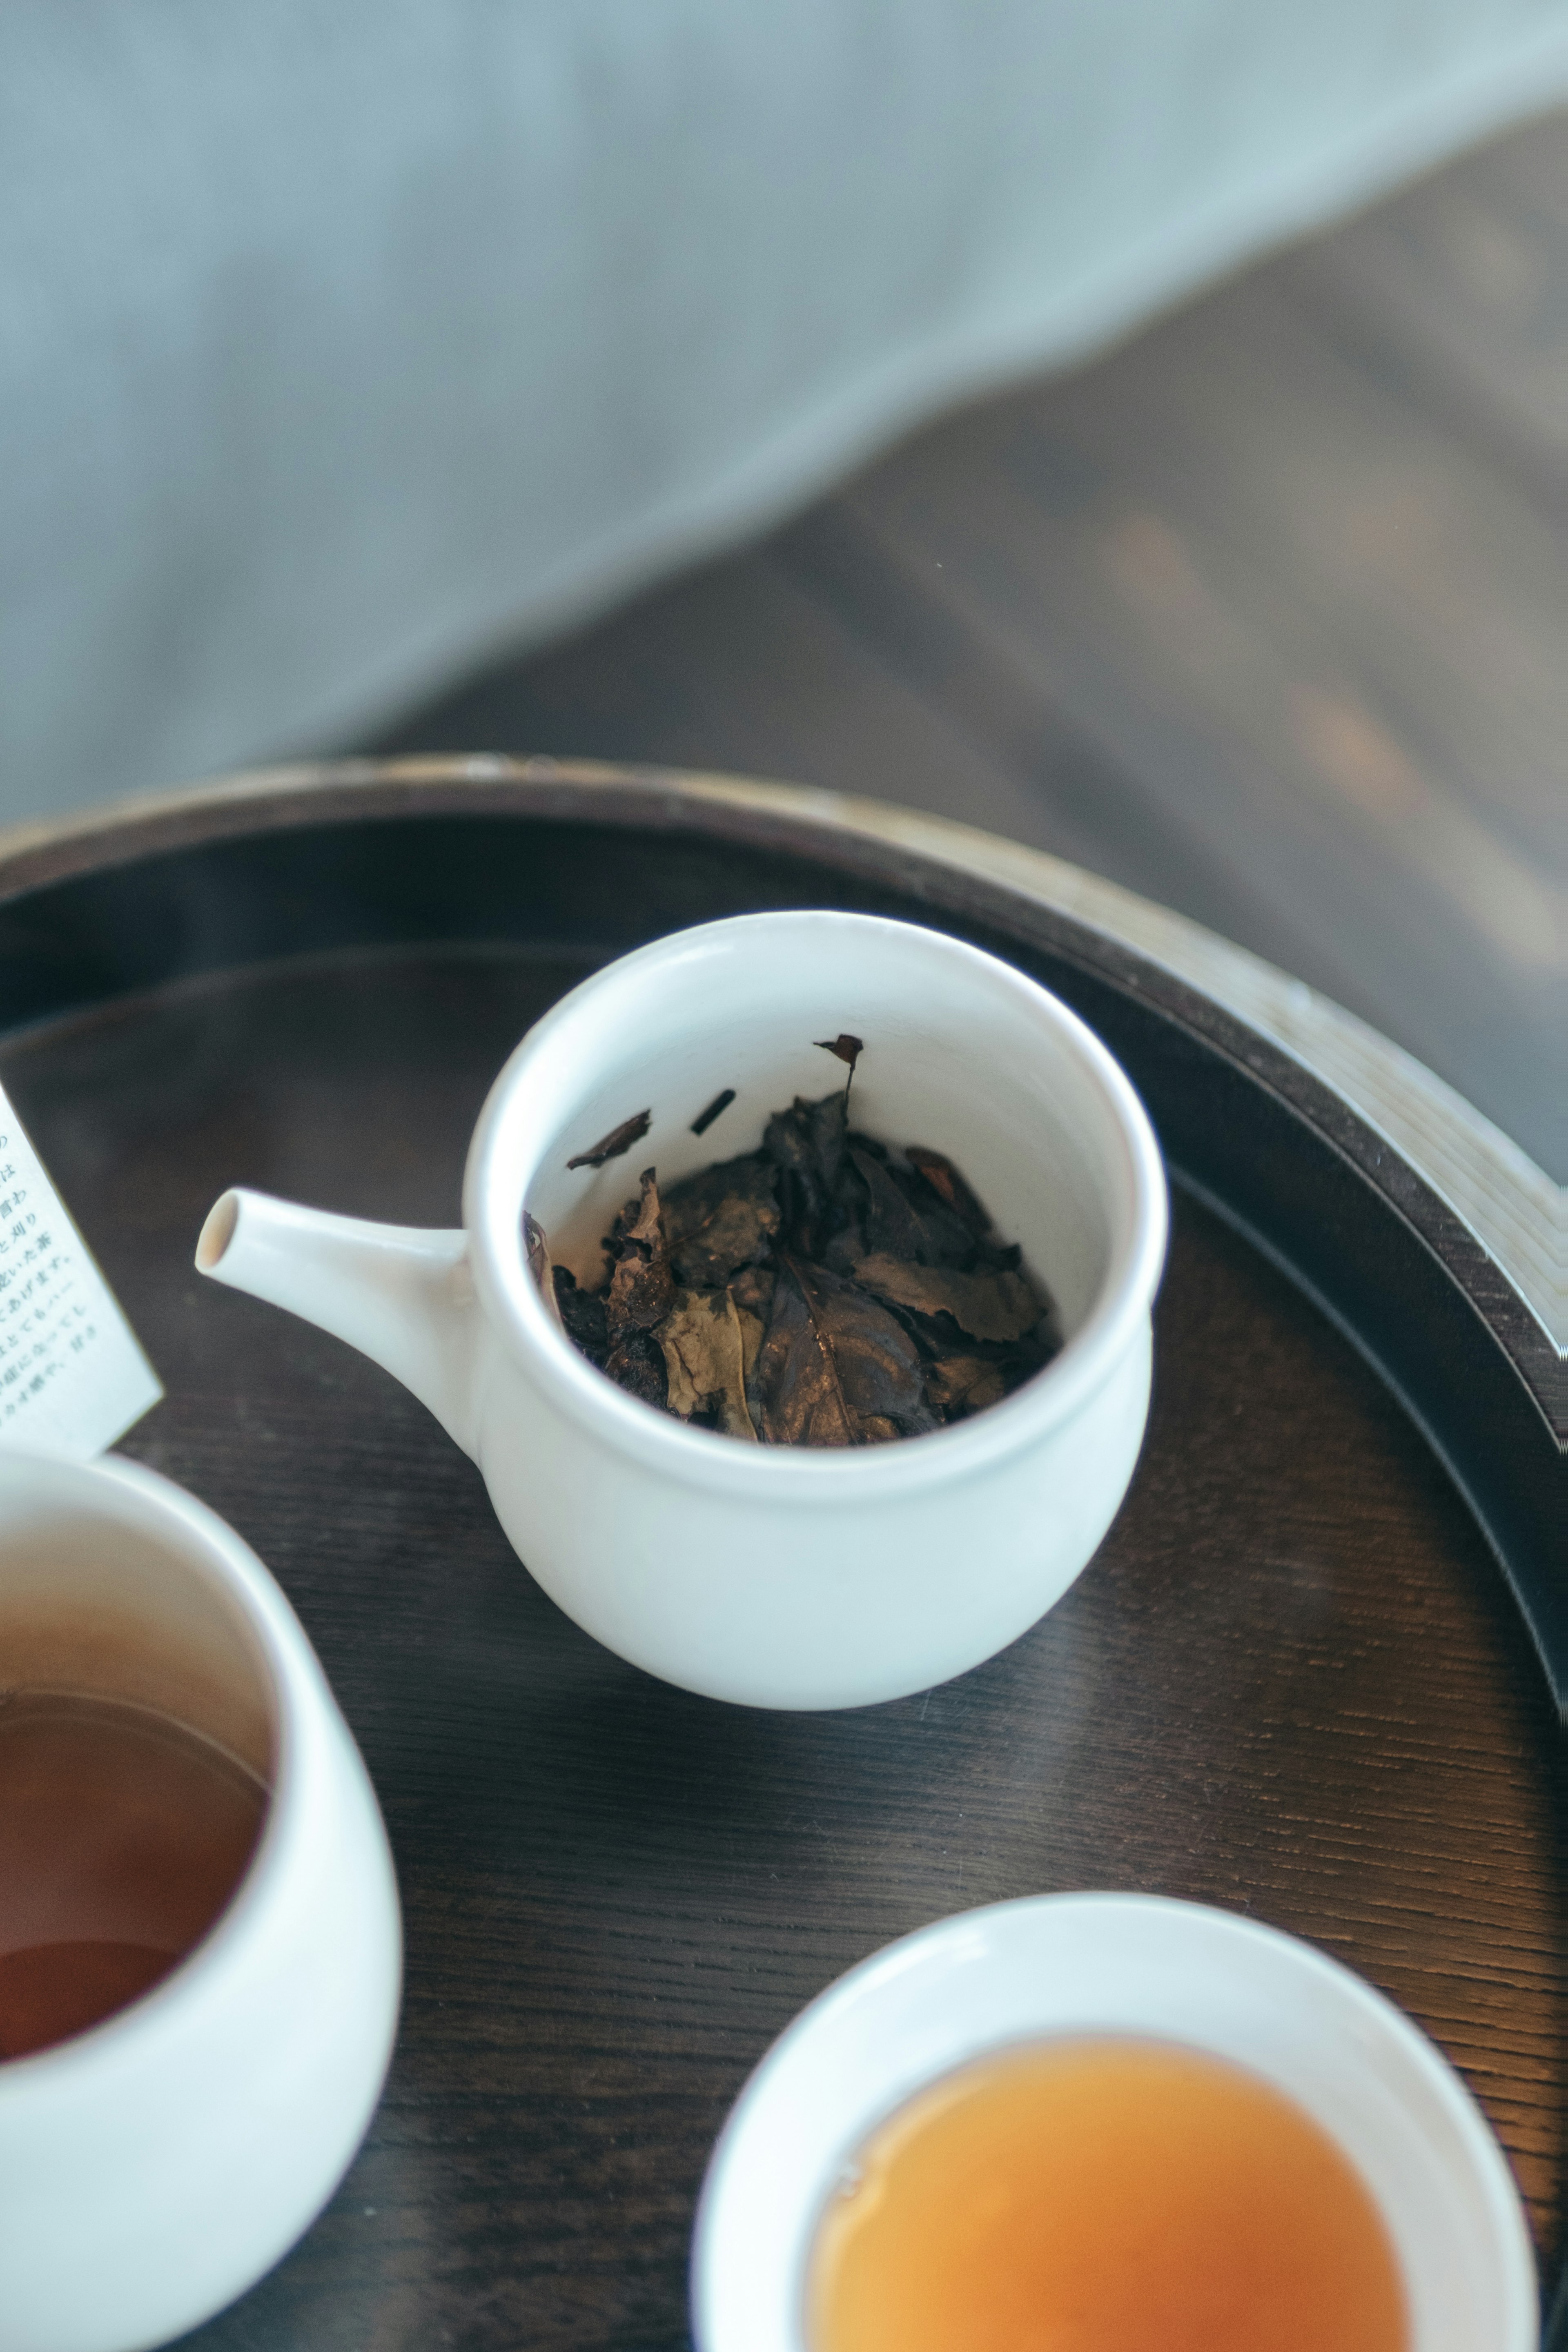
[3,755,1558,1354]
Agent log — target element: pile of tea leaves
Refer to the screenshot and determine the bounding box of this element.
[534,1076,1057,1446]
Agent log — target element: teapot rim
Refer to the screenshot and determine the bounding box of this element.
[463,911,1168,1496]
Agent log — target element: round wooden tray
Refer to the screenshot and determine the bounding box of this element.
[0,760,1559,2350]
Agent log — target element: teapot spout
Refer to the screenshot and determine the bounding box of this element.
[196,1189,479,1459]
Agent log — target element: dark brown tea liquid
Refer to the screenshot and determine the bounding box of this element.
[0,1694,267,2060]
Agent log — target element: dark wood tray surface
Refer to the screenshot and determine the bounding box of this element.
[0,764,1559,2350]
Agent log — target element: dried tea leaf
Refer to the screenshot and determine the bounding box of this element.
[602,1327,668,1410]
[853,1252,1044,1344]
[905,1146,992,1233]
[657,1288,757,1441]
[524,1213,568,1334]
[764,1092,848,1243]
[737,1308,766,1425]
[567,1109,652,1170]
[790,1257,935,1435]
[820,1220,868,1277]
[552,1265,608,1363]
[604,1168,675,1337]
[753,1255,933,1445]
[849,1146,972,1267]
[663,1154,780,1288]
[814,1033,864,1072]
[728,1263,776,1323]
[690,1088,736,1137]
[733,1302,766,1389]
[544,1078,1054,1448]
[753,1263,859,1448]
[926,1355,1007,1417]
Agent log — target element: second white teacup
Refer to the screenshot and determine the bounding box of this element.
[692,1893,1536,2352]
[0,1450,401,2352]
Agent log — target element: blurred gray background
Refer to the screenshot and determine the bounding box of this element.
[4,4,1565,1170]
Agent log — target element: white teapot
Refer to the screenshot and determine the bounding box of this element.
[197,913,1166,1709]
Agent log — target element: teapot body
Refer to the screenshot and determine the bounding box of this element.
[471,1312,1153,1709]
[200,913,1169,1712]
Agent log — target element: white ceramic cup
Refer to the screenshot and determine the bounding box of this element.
[691,1892,1537,2352]
[0,1450,401,2352]
[199,911,1167,1709]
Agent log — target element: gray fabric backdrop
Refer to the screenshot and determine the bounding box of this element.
[6,0,1568,823]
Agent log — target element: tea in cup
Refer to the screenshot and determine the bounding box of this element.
[0,1450,401,2352]
[0,1686,266,2062]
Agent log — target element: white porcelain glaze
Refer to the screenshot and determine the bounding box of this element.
[691,1893,1536,2352]
[198,912,1168,1708]
[0,1451,401,2352]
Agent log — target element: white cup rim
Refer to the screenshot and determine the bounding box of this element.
[465,911,1168,1496]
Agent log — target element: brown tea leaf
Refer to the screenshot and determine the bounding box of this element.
[790,1257,934,1434]
[544,1080,1056,1448]
[853,1252,1044,1344]
[814,1033,864,1071]
[926,1355,1007,1417]
[764,1092,847,1243]
[728,1263,776,1323]
[733,1302,766,1389]
[604,1169,675,1338]
[850,1146,972,1267]
[751,1254,933,1444]
[663,1154,780,1288]
[552,1266,608,1363]
[821,1221,869,1277]
[690,1088,736,1137]
[754,1263,859,1448]
[657,1289,757,1441]
[602,1327,668,1410]
[567,1109,652,1170]
[905,1146,992,1233]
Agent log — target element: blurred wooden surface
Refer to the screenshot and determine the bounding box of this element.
[376,111,1568,1181]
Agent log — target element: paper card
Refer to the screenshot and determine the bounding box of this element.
[0,1081,163,1459]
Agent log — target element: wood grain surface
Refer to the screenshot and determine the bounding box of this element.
[3,941,1558,2350]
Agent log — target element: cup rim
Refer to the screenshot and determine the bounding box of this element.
[0,1451,308,2086]
[464,911,1169,1495]
[689,1891,1537,2352]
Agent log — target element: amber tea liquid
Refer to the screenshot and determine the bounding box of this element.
[808,2036,1409,2352]
[0,1693,267,2060]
